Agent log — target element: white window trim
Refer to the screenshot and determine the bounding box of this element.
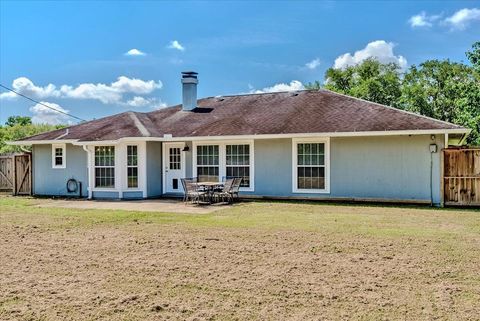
[87,141,147,198]
[192,140,255,192]
[92,145,116,190]
[126,144,139,189]
[51,143,66,169]
[292,137,330,194]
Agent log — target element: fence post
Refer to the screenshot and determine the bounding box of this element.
[12,155,17,195]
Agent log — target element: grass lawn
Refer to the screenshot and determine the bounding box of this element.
[0,197,479,321]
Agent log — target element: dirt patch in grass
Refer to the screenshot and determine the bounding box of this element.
[1,198,479,320]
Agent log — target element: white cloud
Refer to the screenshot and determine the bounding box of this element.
[445,8,480,30]
[305,58,321,70]
[109,76,162,94]
[251,80,305,94]
[125,96,151,107]
[0,77,60,99]
[1,76,163,105]
[408,11,442,28]
[333,40,407,70]
[124,96,167,109]
[167,40,185,51]
[125,48,146,56]
[29,102,71,125]
[149,99,168,109]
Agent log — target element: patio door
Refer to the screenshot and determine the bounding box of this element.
[164,143,185,193]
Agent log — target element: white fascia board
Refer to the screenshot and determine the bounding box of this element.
[18,128,469,146]
[7,139,78,145]
[116,128,470,142]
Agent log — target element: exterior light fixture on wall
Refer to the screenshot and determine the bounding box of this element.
[182,146,190,152]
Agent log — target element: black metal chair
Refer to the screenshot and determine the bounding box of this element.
[181,178,206,204]
[213,178,235,203]
[229,177,242,202]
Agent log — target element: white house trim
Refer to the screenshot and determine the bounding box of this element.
[51,143,66,169]
[292,137,331,194]
[83,141,147,198]
[8,127,471,146]
[192,139,255,192]
[162,142,186,195]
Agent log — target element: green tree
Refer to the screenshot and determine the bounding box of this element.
[0,119,65,153]
[5,116,32,127]
[466,41,480,72]
[306,58,403,107]
[400,59,480,145]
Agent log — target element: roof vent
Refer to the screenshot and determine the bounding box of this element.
[181,71,198,111]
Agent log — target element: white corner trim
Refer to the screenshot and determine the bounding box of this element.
[292,137,330,194]
[51,143,66,169]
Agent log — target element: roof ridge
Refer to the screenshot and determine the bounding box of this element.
[202,89,315,99]
[320,89,464,129]
[127,111,151,137]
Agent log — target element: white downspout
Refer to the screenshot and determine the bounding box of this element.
[82,145,93,199]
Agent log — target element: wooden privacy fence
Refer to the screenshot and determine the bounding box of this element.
[443,148,480,206]
[0,153,32,195]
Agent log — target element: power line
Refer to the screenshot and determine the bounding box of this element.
[0,84,87,122]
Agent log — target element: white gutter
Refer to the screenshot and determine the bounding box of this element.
[82,145,93,199]
[8,128,471,146]
[7,139,78,145]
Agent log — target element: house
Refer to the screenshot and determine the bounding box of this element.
[11,72,470,205]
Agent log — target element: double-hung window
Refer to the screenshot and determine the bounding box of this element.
[194,142,254,190]
[196,145,219,182]
[127,145,138,188]
[226,144,250,187]
[51,144,66,168]
[94,146,115,188]
[293,139,329,193]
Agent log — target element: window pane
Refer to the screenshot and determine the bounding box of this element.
[128,167,138,188]
[226,144,251,188]
[169,147,180,170]
[55,156,63,166]
[94,146,115,188]
[197,166,219,182]
[127,145,138,166]
[95,167,115,188]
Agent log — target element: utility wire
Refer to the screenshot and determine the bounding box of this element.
[0,84,86,122]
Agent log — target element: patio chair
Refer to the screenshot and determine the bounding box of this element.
[229,177,243,202]
[181,178,206,204]
[213,178,235,203]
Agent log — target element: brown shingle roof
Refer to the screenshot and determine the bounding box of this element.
[19,89,466,142]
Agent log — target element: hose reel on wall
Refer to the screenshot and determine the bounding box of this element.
[66,178,82,197]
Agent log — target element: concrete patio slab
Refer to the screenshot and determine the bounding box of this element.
[34,198,224,214]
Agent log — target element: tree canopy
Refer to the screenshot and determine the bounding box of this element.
[0,117,65,154]
[306,42,480,146]
[307,58,402,108]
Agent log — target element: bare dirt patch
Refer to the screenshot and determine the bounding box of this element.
[1,199,479,320]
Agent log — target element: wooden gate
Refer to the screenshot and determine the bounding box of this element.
[0,154,32,195]
[443,148,480,206]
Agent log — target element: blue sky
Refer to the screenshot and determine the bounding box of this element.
[0,1,479,125]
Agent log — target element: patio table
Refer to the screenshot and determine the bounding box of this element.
[194,182,224,203]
